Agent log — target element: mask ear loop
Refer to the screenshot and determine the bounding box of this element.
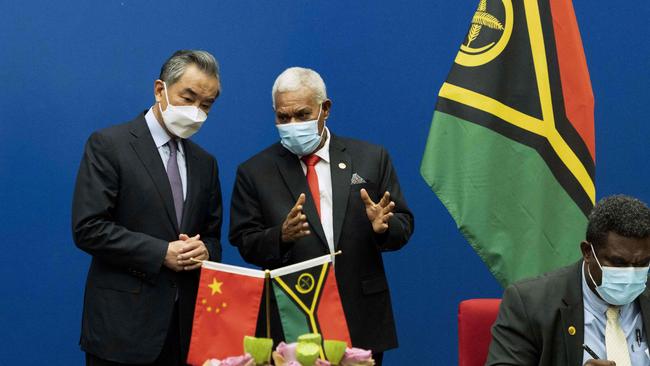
[590,243,604,270]
[163,81,171,105]
[586,262,599,290]
[159,81,172,114]
[315,104,326,140]
[305,105,326,156]
[586,243,607,299]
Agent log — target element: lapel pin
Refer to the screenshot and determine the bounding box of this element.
[568,326,576,336]
[338,162,347,169]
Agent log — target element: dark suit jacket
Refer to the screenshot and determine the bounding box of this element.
[486,261,650,366]
[72,113,222,364]
[228,134,414,353]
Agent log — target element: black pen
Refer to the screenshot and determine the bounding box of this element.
[582,344,600,360]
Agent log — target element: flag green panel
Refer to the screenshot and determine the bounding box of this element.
[272,282,310,342]
[421,111,586,286]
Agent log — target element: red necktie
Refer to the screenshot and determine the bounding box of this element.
[302,154,321,217]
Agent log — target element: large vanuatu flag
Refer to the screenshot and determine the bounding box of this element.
[270,255,351,345]
[420,0,595,286]
[187,261,266,365]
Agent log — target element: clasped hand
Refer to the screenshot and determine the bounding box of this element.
[164,233,209,272]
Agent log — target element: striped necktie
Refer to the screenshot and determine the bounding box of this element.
[606,306,632,366]
[166,140,184,227]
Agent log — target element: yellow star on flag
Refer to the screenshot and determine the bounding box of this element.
[208,278,223,295]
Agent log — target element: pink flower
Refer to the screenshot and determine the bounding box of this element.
[272,342,333,365]
[273,342,301,366]
[276,341,298,361]
[202,353,255,366]
[340,347,374,366]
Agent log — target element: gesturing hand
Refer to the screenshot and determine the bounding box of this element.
[360,189,395,234]
[281,193,311,243]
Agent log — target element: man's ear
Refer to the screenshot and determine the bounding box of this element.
[154,79,165,103]
[580,241,593,261]
[322,99,332,120]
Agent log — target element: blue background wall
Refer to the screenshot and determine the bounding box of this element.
[1,0,649,364]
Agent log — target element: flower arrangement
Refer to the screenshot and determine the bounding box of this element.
[202,334,374,366]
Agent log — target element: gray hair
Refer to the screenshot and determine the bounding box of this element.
[587,195,650,248]
[159,50,220,86]
[272,67,327,109]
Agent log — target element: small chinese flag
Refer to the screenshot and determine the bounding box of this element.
[186,261,266,365]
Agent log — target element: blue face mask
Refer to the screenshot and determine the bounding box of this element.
[587,243,649,306]
[276,106,324,156]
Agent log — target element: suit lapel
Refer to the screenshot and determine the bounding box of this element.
[129,116,178,232]
[329,136,351,249]
[180,140,200,233]
[560,261,586,366]
[275,147,328,248]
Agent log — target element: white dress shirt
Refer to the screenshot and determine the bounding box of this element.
[299,127,334,255]
[145,108,187,200]
[582,262,650,364]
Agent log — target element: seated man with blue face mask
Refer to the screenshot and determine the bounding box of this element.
[486,195,650,366]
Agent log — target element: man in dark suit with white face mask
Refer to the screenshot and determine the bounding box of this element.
[72,50,223,366]
[229,67,414,365]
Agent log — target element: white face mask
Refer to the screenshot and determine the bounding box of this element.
[158,82,207,139]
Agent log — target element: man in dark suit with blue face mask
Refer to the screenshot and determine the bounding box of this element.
[229,67,414,365]
[486,195,650,366]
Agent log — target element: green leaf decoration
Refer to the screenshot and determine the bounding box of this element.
[243,336,273,365]
[296,342,320,366]
[297,333,322,346]
[324,340,347,365]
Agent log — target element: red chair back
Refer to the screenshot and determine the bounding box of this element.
[458,298,501,366]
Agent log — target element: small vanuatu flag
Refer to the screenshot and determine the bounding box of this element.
[270,254,351,345]
[186,261,265,365]
[420,0,595,286]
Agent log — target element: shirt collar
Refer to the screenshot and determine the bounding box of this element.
[311,127,331,163]
[145,108,184,155]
